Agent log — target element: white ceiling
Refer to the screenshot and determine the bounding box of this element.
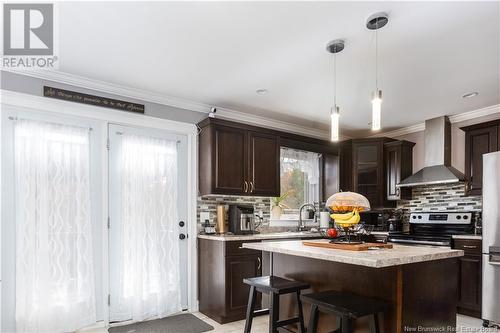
[58,1,500,137]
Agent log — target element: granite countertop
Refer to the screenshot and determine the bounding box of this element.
[198,231,322,242]
[452,234,482,240]
[241,239,464,268]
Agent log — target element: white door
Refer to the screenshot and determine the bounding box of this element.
[1,110,104,333]
[108,124,188,324]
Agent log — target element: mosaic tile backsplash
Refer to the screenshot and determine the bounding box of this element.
[397,183,482,214]
[197,195,271,226]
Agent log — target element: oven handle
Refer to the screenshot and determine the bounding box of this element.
[388,238,450,246]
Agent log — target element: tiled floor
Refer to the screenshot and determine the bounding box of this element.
[82,313,498,333]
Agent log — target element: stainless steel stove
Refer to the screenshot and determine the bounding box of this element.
[388,212,475,246]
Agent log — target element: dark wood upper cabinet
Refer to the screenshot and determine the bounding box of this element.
[352,139,389,209]
[198,118,338,197]
[461,120,500,195]
[201,124,279,196]
[339,140,353,192]
[214,125,247,194]
[322,153,339,201]
[339,138,415,209]
[248,131,280,196]
[384,141,415,200]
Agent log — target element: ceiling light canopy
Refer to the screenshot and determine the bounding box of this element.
[256,89,268,94]
[326,39,345,142]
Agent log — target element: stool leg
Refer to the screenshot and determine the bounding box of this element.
[295,291,305,333]
[269,292,280,333]
[341,315,353,333]
[373,313,380,333]
[244,286,257,333]
[307,304,319,333]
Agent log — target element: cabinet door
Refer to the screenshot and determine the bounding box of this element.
[214,126,247,194]
[457,255,482,317]
[464,126,498,195]
[385,145,400,200]
[225,254,262,315]
[248,132,280,196]
[353,142,383,207]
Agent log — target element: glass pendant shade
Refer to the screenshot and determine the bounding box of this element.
[371,89,382,131]
[325,191,371,212]
[330,106,339,142]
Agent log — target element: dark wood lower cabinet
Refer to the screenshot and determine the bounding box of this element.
[225,255,262,314]
[198,238,262,324]
[453,238,482,318]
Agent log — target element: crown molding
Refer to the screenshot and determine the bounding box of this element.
[2,69,333,140]
[448,104,500,124]
[368,123,426,138]
[369,104,500,138]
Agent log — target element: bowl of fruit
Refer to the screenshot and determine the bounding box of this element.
[325,191,371,244]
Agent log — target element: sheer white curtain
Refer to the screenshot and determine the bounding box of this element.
[14,119,96,333]
[281,147,321,203]
[110,134,181,322]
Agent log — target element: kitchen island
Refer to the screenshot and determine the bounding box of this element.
[242,239,464,333]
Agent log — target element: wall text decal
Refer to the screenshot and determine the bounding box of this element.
[43,86,145,113]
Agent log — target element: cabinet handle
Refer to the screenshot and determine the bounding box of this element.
[244,180,248,193]
[250,181,254,193]
[257,257,261,270]
[465,181,471,193]
[463,245,477,249]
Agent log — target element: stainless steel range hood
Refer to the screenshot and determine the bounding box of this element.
[397,116,465,187]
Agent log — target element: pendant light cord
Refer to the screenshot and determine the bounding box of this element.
[375,23,379,91]
[333,52,337,107]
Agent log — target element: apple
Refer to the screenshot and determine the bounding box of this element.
[326,228,338,238]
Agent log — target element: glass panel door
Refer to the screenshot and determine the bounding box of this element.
[108,124,188,324]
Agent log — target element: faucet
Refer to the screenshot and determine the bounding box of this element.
[298,203,316,232]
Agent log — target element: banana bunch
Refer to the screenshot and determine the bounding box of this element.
[330,209,361,228]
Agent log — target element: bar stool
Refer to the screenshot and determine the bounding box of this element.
[301,290,389,333]
[243,276,310,333]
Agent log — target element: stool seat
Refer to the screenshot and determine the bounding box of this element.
[243,276,310,333]
[244,276,310,294]
[301,290,389,318]
[301,290,390,333]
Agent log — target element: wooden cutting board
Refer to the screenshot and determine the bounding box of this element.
[302,241,393,251]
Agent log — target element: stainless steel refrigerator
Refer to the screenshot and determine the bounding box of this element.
[482,151,500,325]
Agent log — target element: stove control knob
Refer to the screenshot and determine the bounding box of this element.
[457,215,461,220]
[412,216,417,219]
[463,215,469,220]
[418,215,422,219]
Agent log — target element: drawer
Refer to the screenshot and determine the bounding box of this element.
[225,240,261,256]
[453,239,482,255]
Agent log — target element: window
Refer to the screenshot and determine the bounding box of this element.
[279,147,321,216]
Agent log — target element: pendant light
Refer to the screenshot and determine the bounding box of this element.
[326,39,345,142]
[367,12,388,131]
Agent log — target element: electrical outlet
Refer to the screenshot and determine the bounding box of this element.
[200,212,210,224]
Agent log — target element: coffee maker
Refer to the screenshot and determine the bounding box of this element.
[228,204,256,235]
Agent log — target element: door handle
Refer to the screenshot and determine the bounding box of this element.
[257,257,261,270]
[244,180,248,193]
